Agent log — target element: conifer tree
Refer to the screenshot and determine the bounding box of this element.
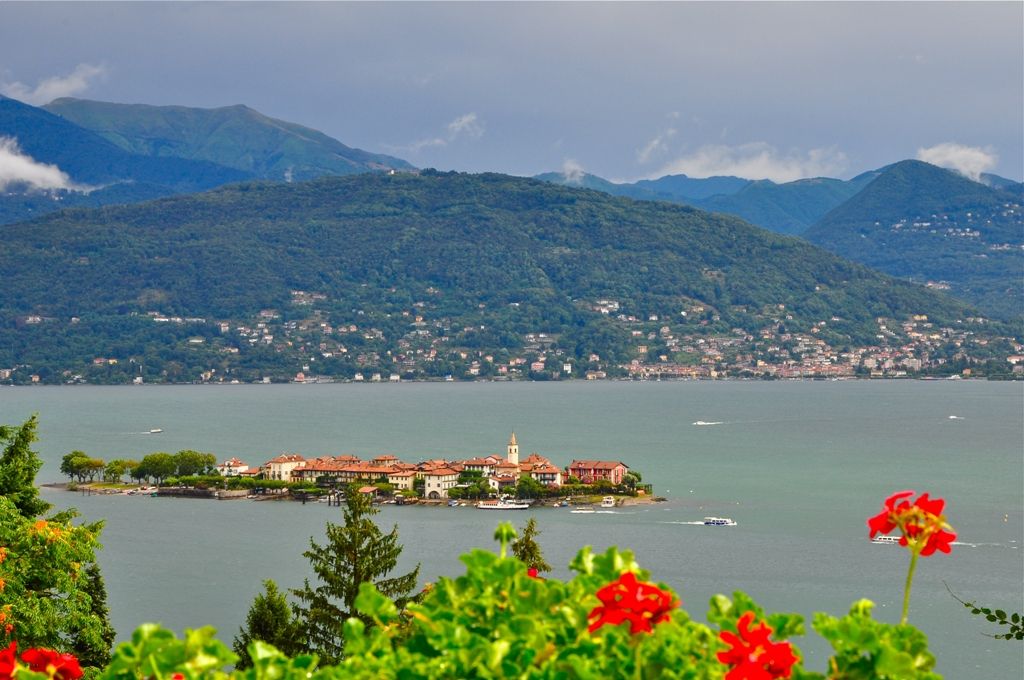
[233,580,301,668]
[71,563,117,668]
[291,487,420,663]
[511,517,552,573]
[0,415,50,518]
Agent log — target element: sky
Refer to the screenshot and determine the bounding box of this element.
[1,1,1021,183]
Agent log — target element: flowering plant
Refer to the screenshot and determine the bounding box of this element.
[0,642,83,680]
[868,490,956,624]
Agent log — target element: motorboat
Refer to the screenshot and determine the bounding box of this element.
[476,499,530,510]
[600,496,616,508]
[703,517,737,526]
[871,535,901,545]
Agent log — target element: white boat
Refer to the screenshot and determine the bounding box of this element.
[570,508,596,514]
[476,499,530,510]
[703,517,737,526]
[148,428,163,434]
[600,496,616,508]
[871,535,901,545]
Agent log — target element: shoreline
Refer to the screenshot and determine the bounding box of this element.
[43,482,665,508]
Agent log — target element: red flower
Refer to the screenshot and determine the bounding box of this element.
[527,567,539,579]
[867,490,956,557]
[0,642,16,680]
[587,571,678,634]
[717,611,799,680]
[20,648,83,680]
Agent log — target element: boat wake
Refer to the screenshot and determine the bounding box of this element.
[658,520,711,526]
[692,421,724,426]
[950,541,1018,549]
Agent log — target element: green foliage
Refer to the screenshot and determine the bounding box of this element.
[137,452,177,484]
[290,486,420,663]
[71,563,117,668]
[813,599,939,679]
[233,580,303,669]
[510,517,552,573]
[946,584,1024,641]
[87,540,944,679]
[0,416,50,518]
[174,450,217,477]
[0,497,108,660]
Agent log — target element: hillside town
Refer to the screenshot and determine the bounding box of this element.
[213,433,635,501]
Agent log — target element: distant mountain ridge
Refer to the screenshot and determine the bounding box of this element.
[44,98,414,182]
[0,171,986,380]
[805,160,1023,320]
[535,169,878,235]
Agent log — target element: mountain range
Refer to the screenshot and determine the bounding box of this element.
[0,171,995,382]
[0,95,411,225]
[538,162,1022,320]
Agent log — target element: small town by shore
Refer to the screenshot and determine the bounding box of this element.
[52,433,661,509]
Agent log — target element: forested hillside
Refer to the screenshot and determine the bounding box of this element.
[2,171,1007,383]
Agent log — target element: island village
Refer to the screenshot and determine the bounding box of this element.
[201,433,645,506]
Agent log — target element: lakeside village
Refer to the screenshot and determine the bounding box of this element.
[6,296,1023,385]
[72,434,655,509]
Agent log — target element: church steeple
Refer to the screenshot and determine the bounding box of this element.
[507,432,519,465]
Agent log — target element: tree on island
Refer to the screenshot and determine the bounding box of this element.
[137,452,177,485]
[233,579,302,668]
[291,486,420,663]
[511,517,552,574]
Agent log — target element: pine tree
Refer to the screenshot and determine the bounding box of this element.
[233,580,301,668]
[70,563,116,668]
[0,416,51,518]
[291,487,420,663]
[511,517,552,573]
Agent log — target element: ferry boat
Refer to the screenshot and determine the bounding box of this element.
[476,499,530,510]
[703,517,737,526]
[600,496,616,508]
[871,535,901,545]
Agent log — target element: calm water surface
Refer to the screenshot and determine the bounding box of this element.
[2,381,1021,677]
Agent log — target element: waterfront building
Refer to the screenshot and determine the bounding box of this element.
[566,459,629,485]
[262,453,306,480]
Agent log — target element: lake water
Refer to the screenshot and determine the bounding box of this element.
[2,381,1022,677]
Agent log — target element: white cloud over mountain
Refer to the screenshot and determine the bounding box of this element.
[0,136,82,191]
[916,142,997,182]
[1,63,106,105]
[653,143,848,183]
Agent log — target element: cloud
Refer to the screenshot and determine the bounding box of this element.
[652,142,848,182]
[393,112,484,154]
[916,142,997,181]
[561,159,585,184]
[1,63,106,105]
[0,137,82,191]
[447,112,483,140]
[636,127,677,164]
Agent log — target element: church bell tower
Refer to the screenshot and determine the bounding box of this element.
[507,432,519,465]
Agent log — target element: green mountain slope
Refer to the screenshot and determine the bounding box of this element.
[695,174,879,235]
[804,160,1023,320]
[535,169,878,234]
[0,172,992,382]
[0,95,252,224]
[45,98,414,182]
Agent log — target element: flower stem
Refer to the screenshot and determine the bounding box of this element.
[901,549,920,625]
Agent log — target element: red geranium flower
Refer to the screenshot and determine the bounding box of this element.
[867,490,956,556]
[0,642,16,680]
[587,571,678,634]
[527,567,539,579]
[717,611,798,680]
[20,648,83,680]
